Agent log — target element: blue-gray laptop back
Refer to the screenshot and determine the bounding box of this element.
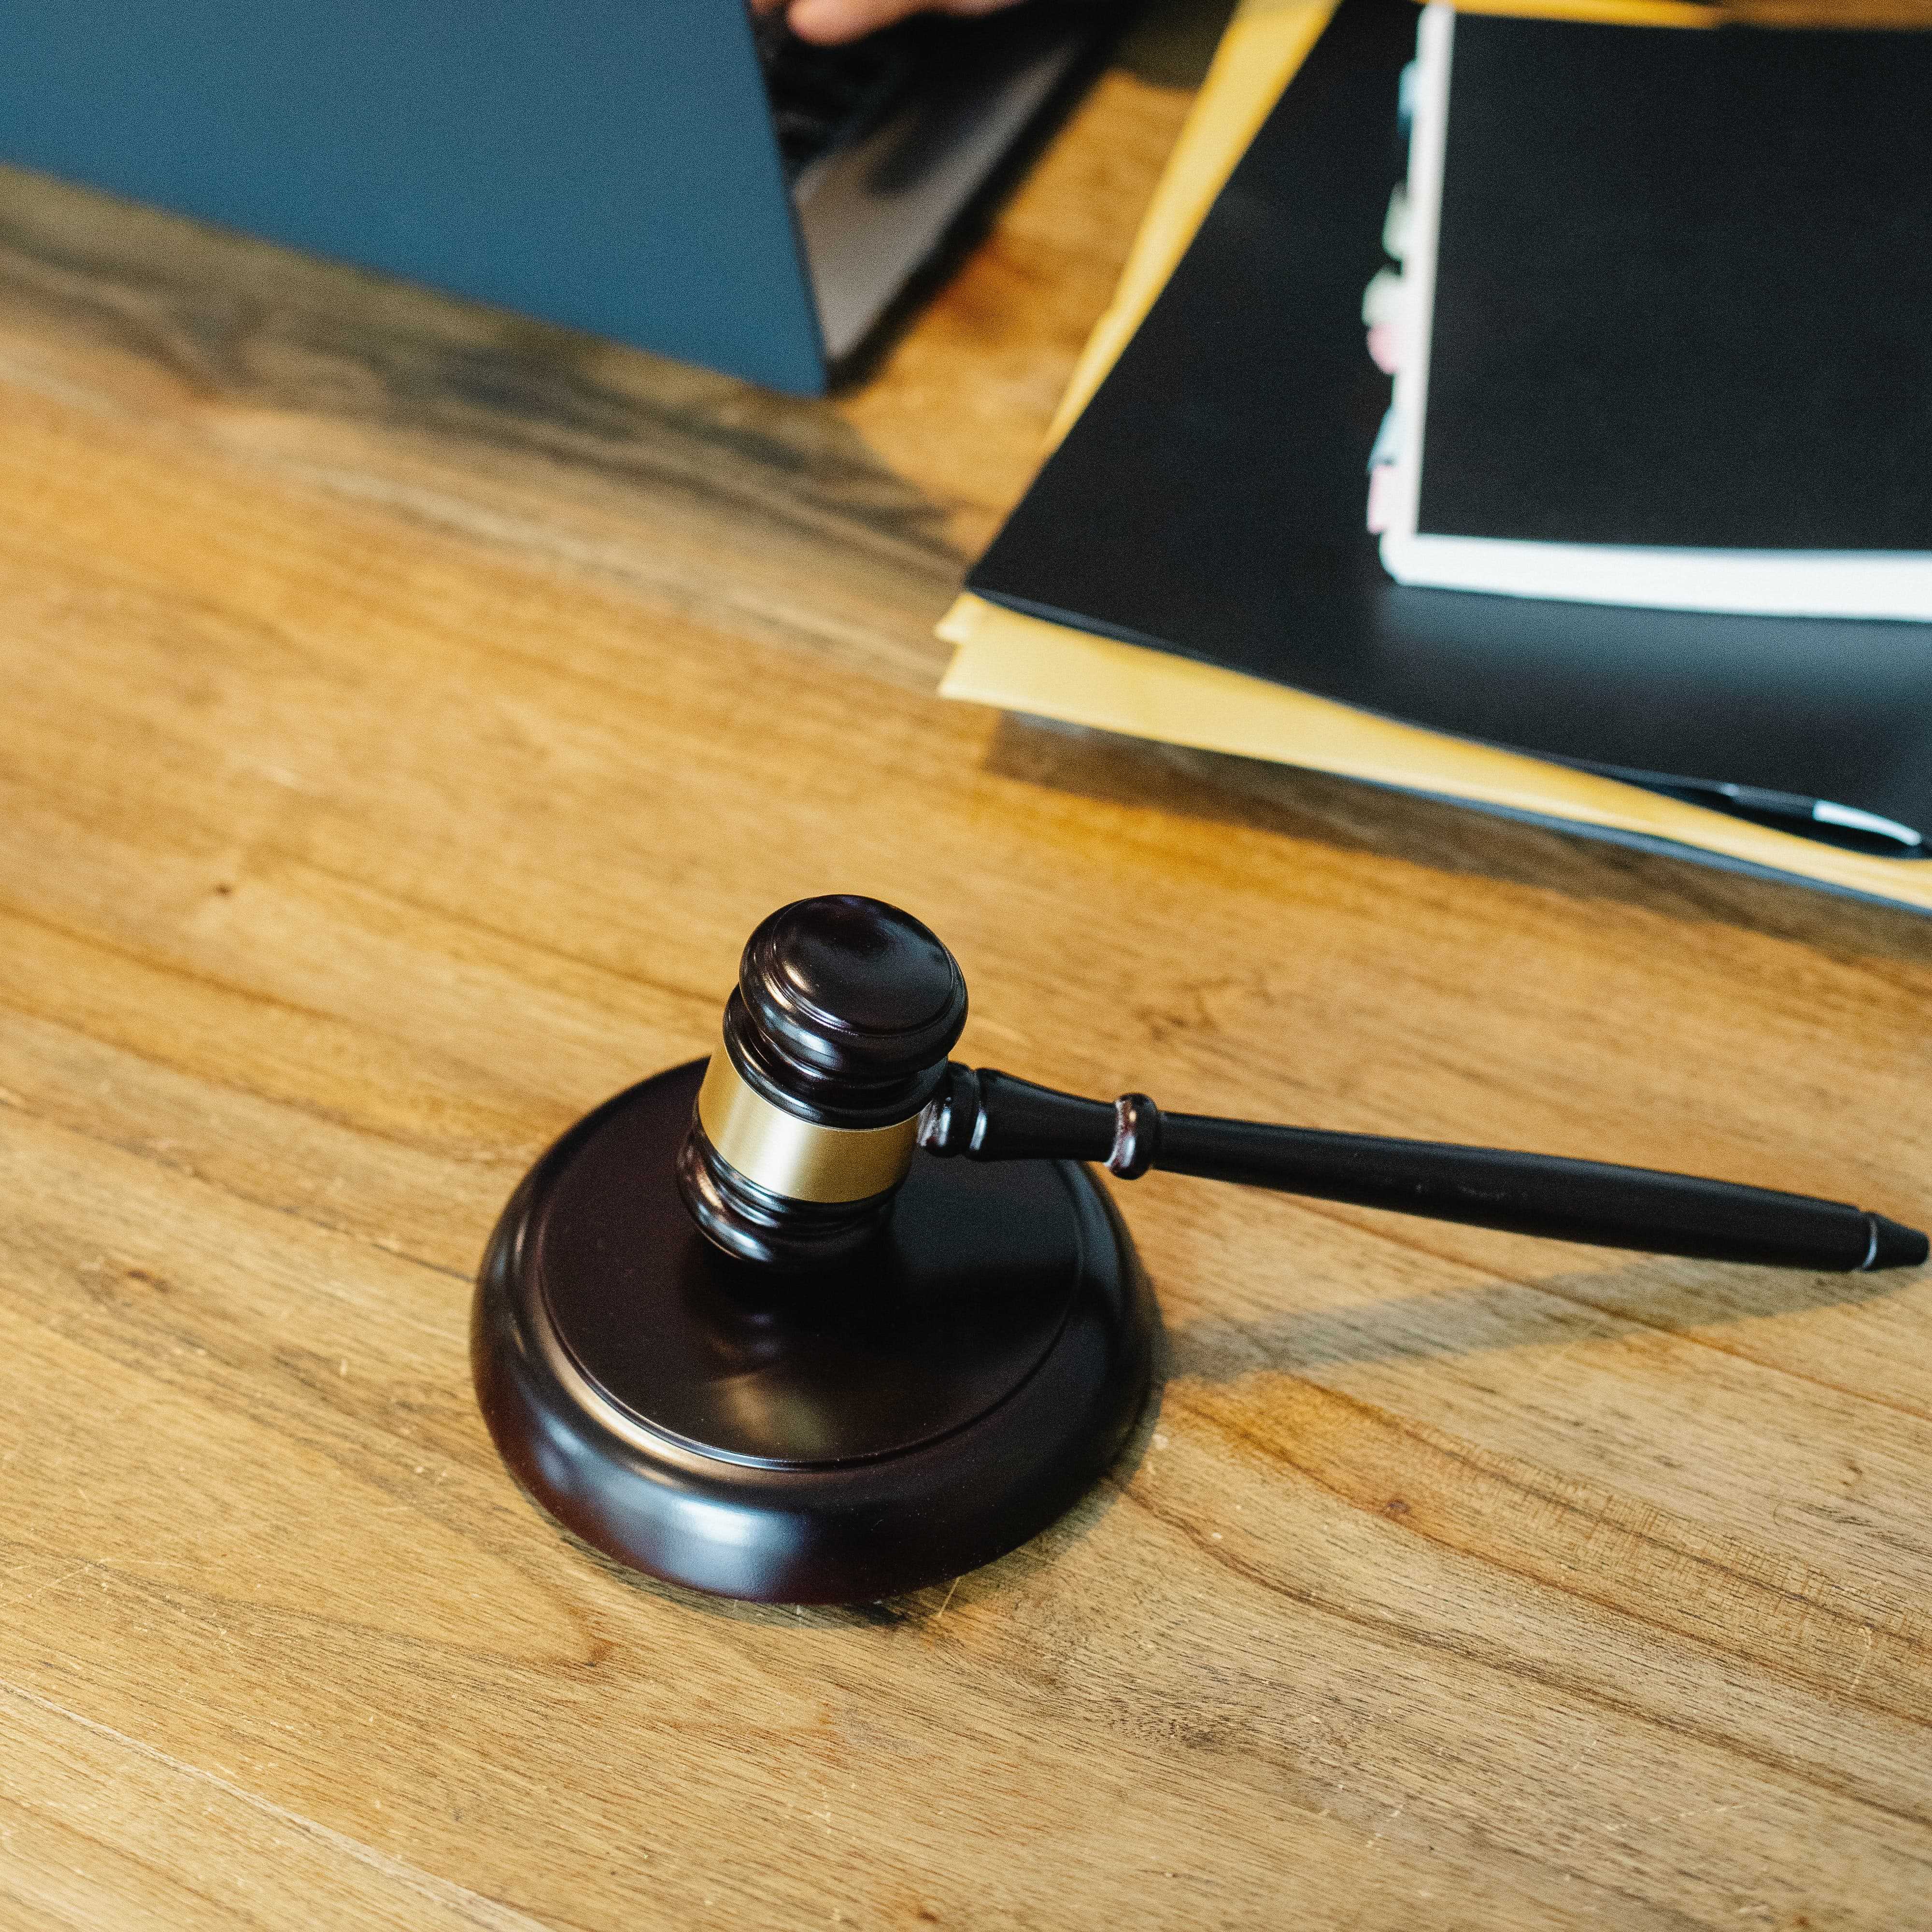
[0,0,829,392]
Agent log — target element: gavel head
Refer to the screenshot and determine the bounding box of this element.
[675,895,967,1268]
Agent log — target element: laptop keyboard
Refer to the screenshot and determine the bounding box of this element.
[753,14,926,181]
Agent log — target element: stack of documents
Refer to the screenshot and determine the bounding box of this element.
[940,0,1932,913]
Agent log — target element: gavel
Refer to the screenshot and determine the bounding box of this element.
[678,895,1925,1276]
[472,895,1924,1607]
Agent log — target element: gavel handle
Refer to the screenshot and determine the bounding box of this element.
[916,1065,1926,1274]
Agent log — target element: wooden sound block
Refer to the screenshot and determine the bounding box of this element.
[472,1059,1159,1604]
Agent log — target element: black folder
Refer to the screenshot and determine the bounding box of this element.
[964,0,1932,876]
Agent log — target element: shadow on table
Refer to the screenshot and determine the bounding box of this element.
[0,161,968,685]
[1164,1249,1919,1387]
[981,713,1932,969]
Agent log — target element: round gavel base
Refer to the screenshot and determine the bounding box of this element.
[472,1060,1158,1605]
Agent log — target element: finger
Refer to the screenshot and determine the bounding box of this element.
[783,0,932,43]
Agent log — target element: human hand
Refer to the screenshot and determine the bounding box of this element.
[752,0,1029,48]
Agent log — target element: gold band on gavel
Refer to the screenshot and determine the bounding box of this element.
[695,1049,922,1204]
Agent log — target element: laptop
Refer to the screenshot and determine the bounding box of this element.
[0,0,1112,394]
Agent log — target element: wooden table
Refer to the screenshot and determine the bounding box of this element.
[3,35,1931,1932]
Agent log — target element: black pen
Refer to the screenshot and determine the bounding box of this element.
[1581,762,1926,858]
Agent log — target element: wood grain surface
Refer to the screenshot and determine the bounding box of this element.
[2,28,1931,1932]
